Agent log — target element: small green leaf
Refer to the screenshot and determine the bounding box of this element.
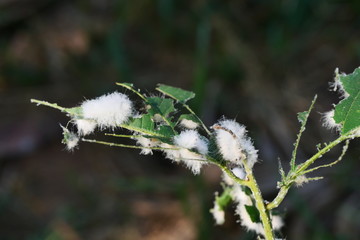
[333,67,360,134]
[124,114,160,137]
[147,97,176,118]
[316,143,321,151]
[297,111,308,124]
[244,205,261,223]
[124,114,176,139]
[215,187,232,210]
[156,84,195,103]
[291,95,317,171]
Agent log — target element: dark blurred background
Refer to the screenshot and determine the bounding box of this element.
[1,0,360,239]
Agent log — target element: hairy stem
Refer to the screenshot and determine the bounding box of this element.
[295,134,350,174]
[31,99,67,112]
[290,95,317,171]
[243,162,274,240]
[267,133,352,210]
[82,138,179,150]
[266,185,290,210]
[30,99,81,116]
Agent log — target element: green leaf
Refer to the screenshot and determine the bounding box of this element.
[297,111,308,124]
[244,205,261,223]
[125,114,155,134]
[147,97,176,118]
[215,187,232,210]
[333,67,360,134]
[157,125,175,139]
[156,84,195,103]
[124,114,176,139]
[123,114,158,137]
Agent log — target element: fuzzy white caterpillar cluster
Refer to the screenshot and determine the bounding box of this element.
[57,90,275,237]
[213,119,258,169]
[61,92,134,150]
[60,89,259,177]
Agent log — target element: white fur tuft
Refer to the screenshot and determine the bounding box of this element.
[213,119,258,168]
[210,200,225,225]
[180,119,199,129]
[230,184,251,204]
[331,68,349,98]
[163,130,209,174]
[135,136,160,155]
[235,203,264,235]
[75,119,97,135]
[322,110,341,131]
[271,215,284,230]
[81,92,133,128]
[61,126,79,151]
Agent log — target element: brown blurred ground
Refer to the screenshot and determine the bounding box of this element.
[0,1,359,240]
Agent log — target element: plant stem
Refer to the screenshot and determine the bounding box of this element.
[82,138,178,150]
[290,95,317,171]
[267,133,351,210]
[30,99,81,116]
[215,162,250,187]
[243,162,274,240]
[183,104,211,136]
[266,185,290,210]
[31,99,67,112]
[295,134,349,174]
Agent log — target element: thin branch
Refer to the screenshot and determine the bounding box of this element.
[31,99,67,112]
[82,138,178,151]
[267,133,352,210]
[30,99,81,116]
[116,82,147,101]
[295,133,351,175]
[183,104,212,135]
[105,133,142,138]
[302,140,349,174]
[290,95,317,171]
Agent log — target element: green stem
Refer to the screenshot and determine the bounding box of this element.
[82,138,178,151]
[295,134,350,174]
[30,99,81,116]
[290,95,317,171]
[31,99,67,112]
[210,160,249,187]
[267,133,351,210]
[118,124,167,138]
[302,140,349,174]
[183,104,211,136]
[266,185,290,210]
[116,82,147,101]
[243,162,274,240]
